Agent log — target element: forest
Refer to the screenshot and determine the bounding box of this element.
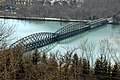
[0,22,120,80]
[1,0,120,20]
[14,0,120,20]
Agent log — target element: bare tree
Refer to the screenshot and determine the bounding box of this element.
[0,21,15,80]
[79,39,95,70]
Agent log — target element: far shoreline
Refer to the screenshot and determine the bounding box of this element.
[0,15,90,23]
[0,16,118,25]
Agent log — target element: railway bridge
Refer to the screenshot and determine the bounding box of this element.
[10,18,108,52]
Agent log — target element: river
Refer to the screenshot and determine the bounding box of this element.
[0,18,120,61]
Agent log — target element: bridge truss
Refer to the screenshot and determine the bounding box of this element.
[10,32,56,52]
[10,18,108,52]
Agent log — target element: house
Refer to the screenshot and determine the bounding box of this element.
[0,1,5,11]
[5,6,17,14]
[15,0,32,5]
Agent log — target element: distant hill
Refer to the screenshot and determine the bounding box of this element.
[1,0,120,20]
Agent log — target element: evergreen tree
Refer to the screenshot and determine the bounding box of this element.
[107,62,112,79]
[71,53,79,79]
[94,59,101,75]
[32,49,40,65]
[94,54,110,80]
[82,58,90,74]
[112,63,120,79]
[15,63,25,80]
[47,54,58,79]
[41,52,48,65]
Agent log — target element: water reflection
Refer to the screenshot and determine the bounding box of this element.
[38,25,106,53]
[38,42,58,53]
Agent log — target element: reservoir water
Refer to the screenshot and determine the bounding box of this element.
[0,18,120,61]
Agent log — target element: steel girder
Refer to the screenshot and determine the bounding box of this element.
[55,22,83,35]
[10,32,56,52]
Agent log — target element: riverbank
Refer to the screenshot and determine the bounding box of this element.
[0,15,91,22]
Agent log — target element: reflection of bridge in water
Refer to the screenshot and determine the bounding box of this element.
[39,24,108,53]
[36,30,88,53]
[9,18,108,52]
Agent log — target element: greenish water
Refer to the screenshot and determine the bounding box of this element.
[0,18,120,57]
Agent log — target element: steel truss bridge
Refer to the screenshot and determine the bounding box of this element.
[9,18,108,52]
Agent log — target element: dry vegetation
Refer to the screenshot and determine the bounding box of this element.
[14,0,120,20]
[1,36,120,80]
[1,0,120,20]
